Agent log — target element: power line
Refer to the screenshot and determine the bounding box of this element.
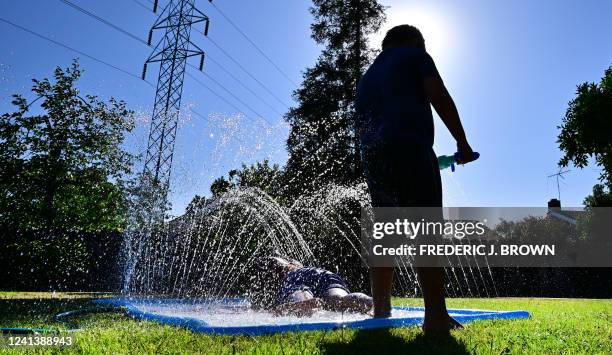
[0,16,152,86]
[186,70,273,127]
[0,15,259,149]
[59,0,148,46]
[206,36,290,109]
[203,55,285,117]
[131,0,153,12]
[187,72,272,135]
[12,1,278,134]
[203,70,274,127]
[123,0,291,111]
[200,70,269,125]
[57,0,291,140]
[0,16,237,128]
[56,0,286,121]
[209,1,298,87]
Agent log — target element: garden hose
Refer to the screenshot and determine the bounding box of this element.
[0,305,128,334]
[0,327,64,334]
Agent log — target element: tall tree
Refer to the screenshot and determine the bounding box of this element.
[558,66,612,206]
[209,160,283,199]
[283,0,385,197]
[0,60,135,231]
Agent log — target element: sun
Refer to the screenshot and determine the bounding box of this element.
[370,4,452,59]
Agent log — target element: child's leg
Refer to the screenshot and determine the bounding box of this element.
[273,290,323,317]
[370,267,394,317]
[286,289,314,302]
[323,288,373,313]
[417,267,463,333]
[341,292,373,313]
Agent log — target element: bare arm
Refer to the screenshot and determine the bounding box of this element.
[424,76,475,163]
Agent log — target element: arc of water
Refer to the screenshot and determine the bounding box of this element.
[176,204,215,296]
[461,234,490,298]
[205,209,256,296]
[194,204,237,297]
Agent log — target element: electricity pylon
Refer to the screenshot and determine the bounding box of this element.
[141,0,210,220]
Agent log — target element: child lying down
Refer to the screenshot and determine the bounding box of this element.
[250,256,373,317]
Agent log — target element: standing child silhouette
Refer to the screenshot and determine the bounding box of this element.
[357,24,476,333]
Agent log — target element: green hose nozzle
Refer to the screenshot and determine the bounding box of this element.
[438,152,480,171]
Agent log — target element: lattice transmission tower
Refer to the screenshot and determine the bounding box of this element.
[141,0,210,216]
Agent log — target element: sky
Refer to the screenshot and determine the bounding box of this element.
[1,0,610,215]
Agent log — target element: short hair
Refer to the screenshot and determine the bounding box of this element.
[254,257,287,274]
[382,25,425,50]
[249,257,285,309]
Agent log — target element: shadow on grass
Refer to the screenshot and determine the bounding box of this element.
[320,328,469,355]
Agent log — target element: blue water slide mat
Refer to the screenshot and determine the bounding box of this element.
[94,298,529,336]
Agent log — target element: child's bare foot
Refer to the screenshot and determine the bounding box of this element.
[422,314,463,335]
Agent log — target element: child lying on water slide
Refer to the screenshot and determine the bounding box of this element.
[250,256,373,317]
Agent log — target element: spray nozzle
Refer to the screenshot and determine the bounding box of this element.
[438,152,480,172]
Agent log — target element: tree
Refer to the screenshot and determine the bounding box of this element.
[209,160,283,199]
[583,184,612,207]
[283,0,385,197]
[210,176,233,198]
[558,66,612,206]
[0,60,135,232]
[185,195,207,215]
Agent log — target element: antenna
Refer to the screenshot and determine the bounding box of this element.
[547,169,571,201]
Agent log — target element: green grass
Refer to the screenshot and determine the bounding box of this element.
[0,292,610,354]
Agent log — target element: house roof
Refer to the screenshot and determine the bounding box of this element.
[547,208,585,225]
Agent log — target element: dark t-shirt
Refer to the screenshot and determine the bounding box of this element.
[356,47,440,149]
[275,267,348,305]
